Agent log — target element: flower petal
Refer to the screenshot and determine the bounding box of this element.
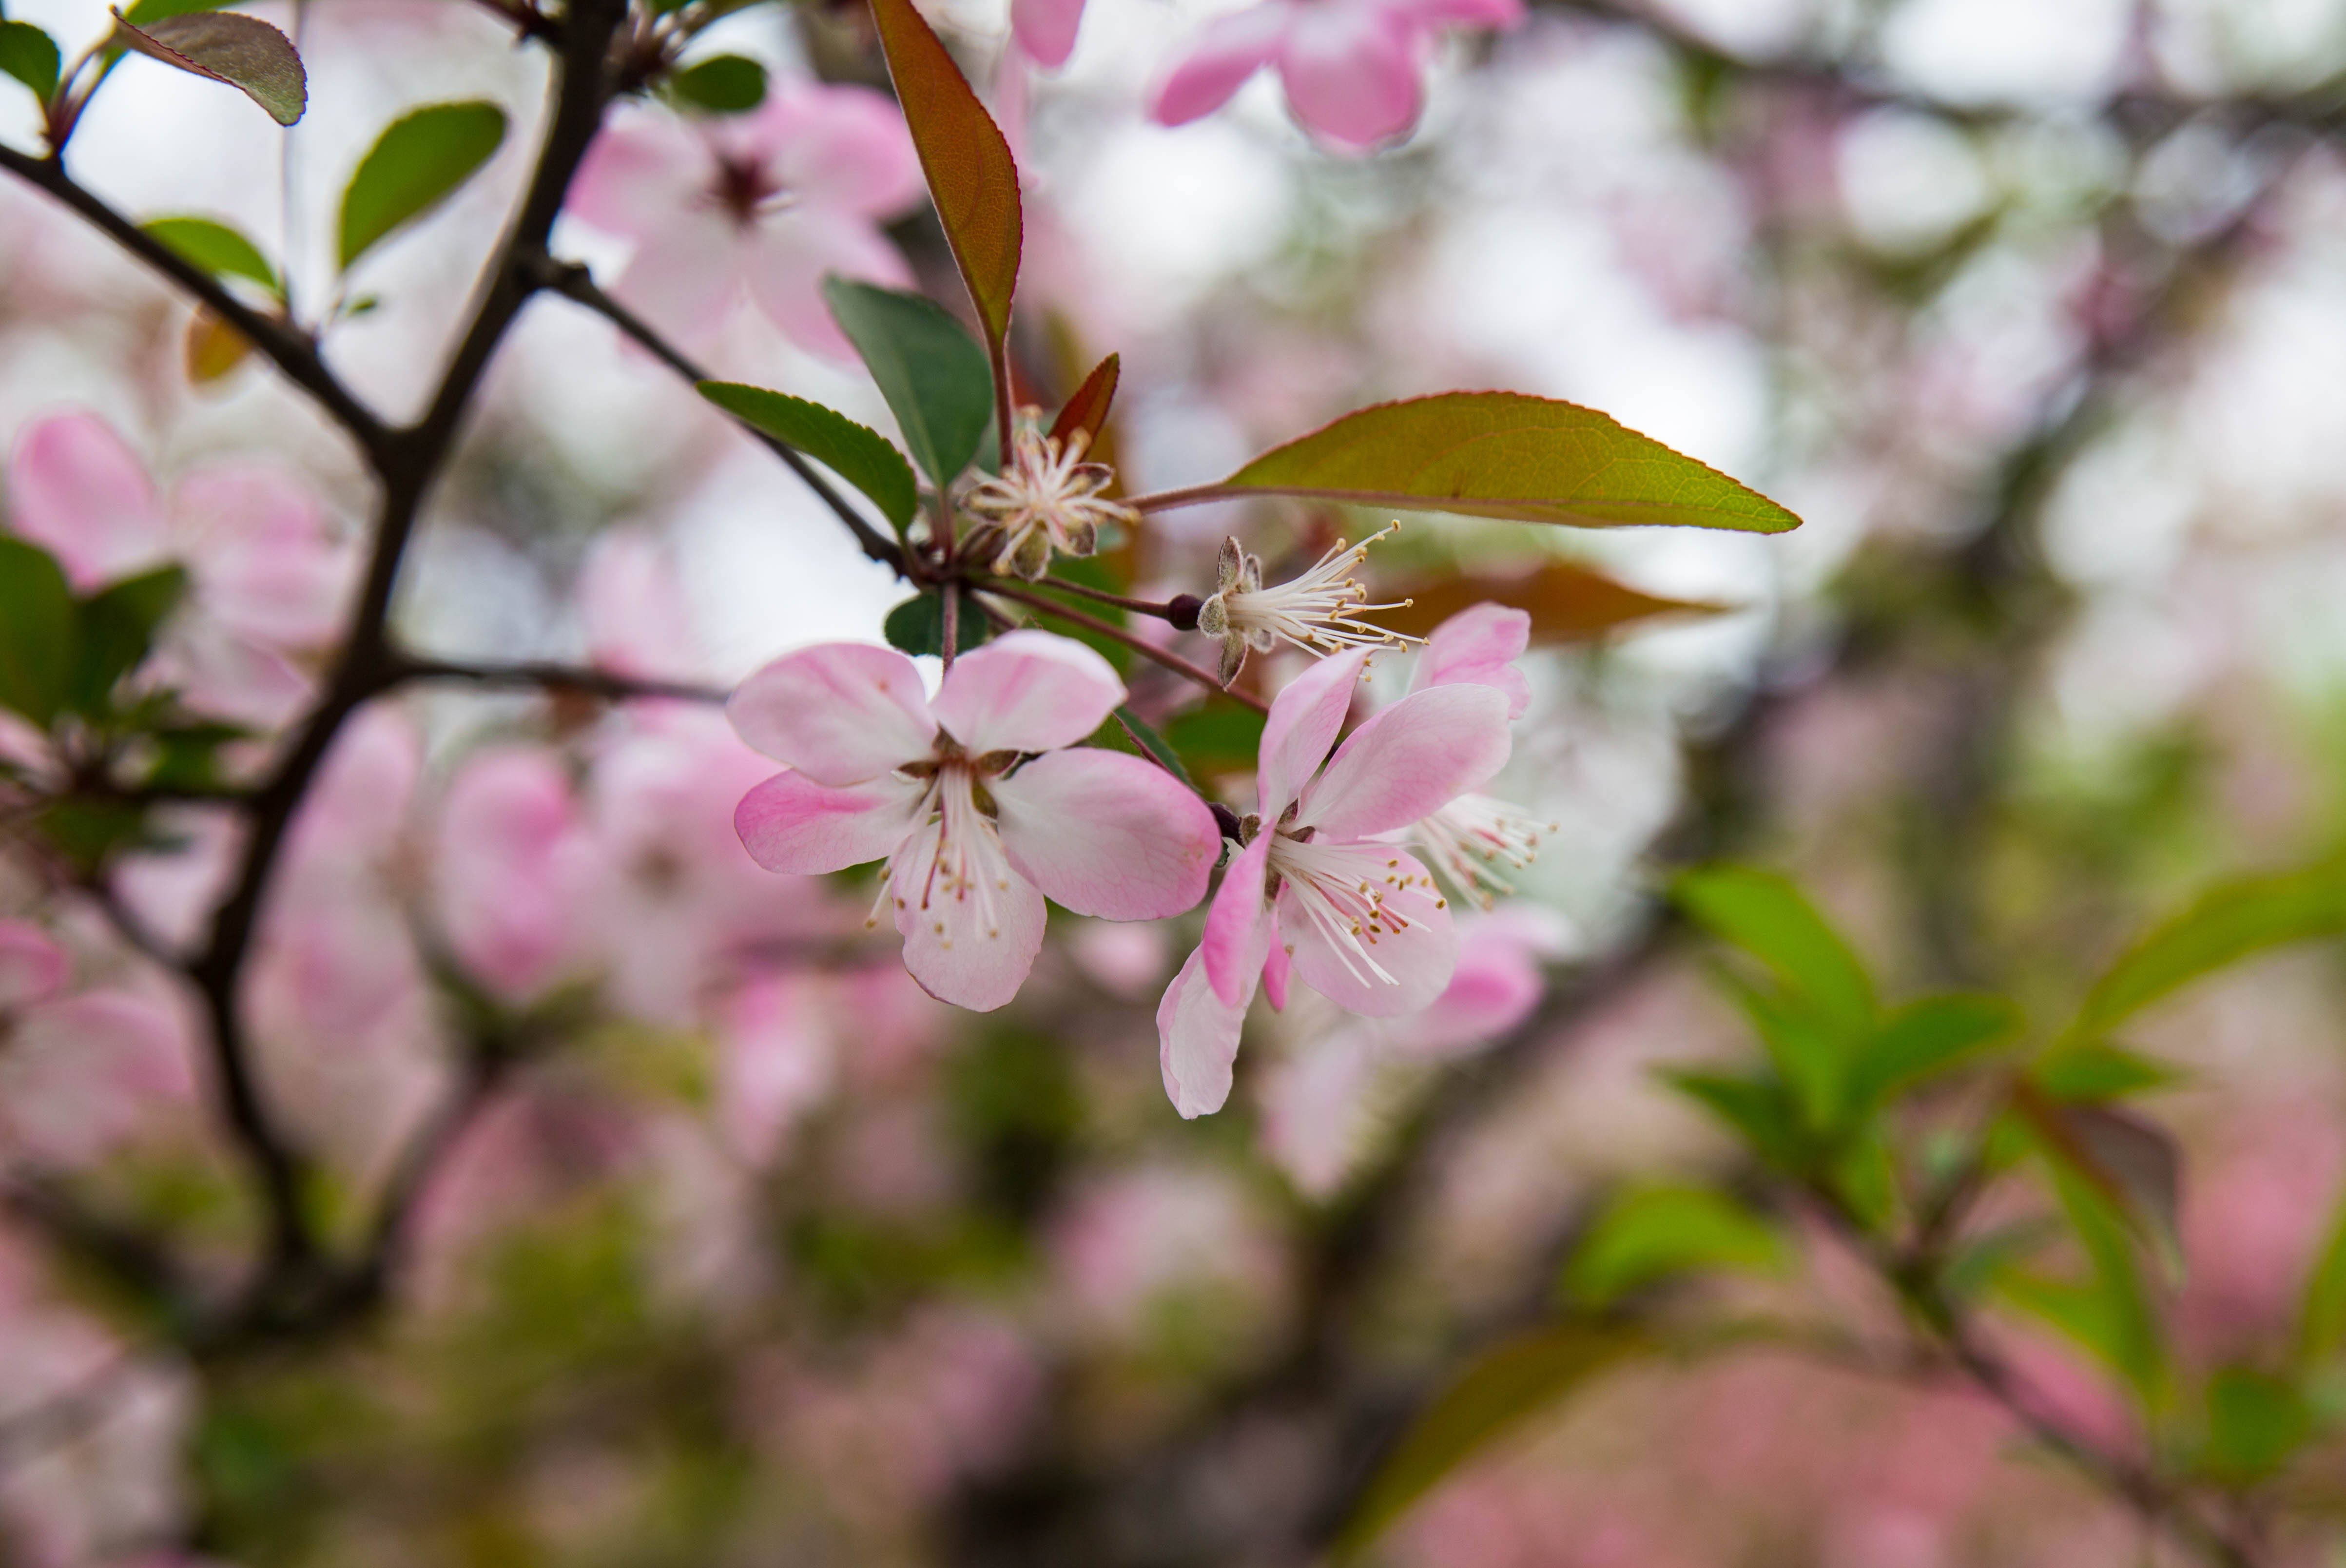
[0,920,67,1010]
[728,642,937,783]
[1296,684,1511,840]
[1202,830,1275,1007]
[1280,848,1454,1016]
[735,769,923,874]
[931,630,1126,756]
[1276,1,1424,150]
[607,209,743,348]
[1011,0,1086,67]
[992,748,1219,919]
[567,113,708,238]
[742,210,914,361]
[7,412,169,589]
[173,465,350,649]
[762,83,925,216]
[1411,601,1531,717]
[1400,917,1546,1056]
[1261,935,1291,1011]
[1256,646,1365,818]
[1149,2,1286,126]
[889,824,1048,1012]
[1157,927,1265,1119]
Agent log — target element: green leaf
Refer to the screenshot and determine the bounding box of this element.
[1675,865,1876,1038]
[883,593,989,659]
[1662,1069,1808,1172]
[1562,1185,1787,1308]
[668,53,765,114]
[866,0,1022,355]
[1845,993,2019,1111]
[1994,1167,2166,1404]
[1333,1324,1639,1564]
[1144,392,1803,533]
[1719,972,1845,1130]
[1161,698,1267,779]
[34,797,148,871]
[0,19,59,101]
[71,566,187,716]
[0,537,78,727]
[1109,705,1196,792]
[337,100,508,271]
[112,10,306,126]
[697,382,919,534]
[2299,1187,2346,1364]
[822,279,993,489]
[2197,1367,2309,1486]
[2066,862,2346,1045]
[2032,1041,2179,1103]
[141,215,280,295]
[120,0,229,23]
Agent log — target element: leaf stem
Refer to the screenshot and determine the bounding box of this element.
[980,580,1267,713]
[1032,575,1183,620]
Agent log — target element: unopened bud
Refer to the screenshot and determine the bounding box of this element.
[1167,593,1204,631]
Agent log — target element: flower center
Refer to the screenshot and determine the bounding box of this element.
[873,758,1015,947]
[1264,831,1431,989]
[707,155,785,226]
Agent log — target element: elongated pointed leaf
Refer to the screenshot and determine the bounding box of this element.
[2299,1187,2346,1363]
[1137,392,1801,533]
[1377,559,1728,643]
[1334,1324,1640,1564]
[1049,352,1120,448]
[1845,993,2018,1111]
[338,101,508,271]
[112,8,305,125]
[0,538,78,728]
[1675,865,1876,1039]
[71,565,187,716]
[698,382,919,534]
[865,0,1021,352]
[142,215,280,294]
[2197,1367,2310,1486]
[823,279,993,488]
[0,19,60,102]
[1562,1185,1786,1308]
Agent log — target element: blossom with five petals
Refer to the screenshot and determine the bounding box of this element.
[729,632,1222,1011]
[1397,602,1558,905]
[1156,645,1513,1117]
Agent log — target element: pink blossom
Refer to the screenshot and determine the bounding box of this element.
[5,412,352,727]
[578,528,703,682]
[0,922,194,1168]
[730,632,1221,1011]
[717,970,836,1164]
[1149,0,1523,153]
[1157,647,1512,1118]
[566,85,922,359]
[433,746,597,1005]
[1402,603,1557,907]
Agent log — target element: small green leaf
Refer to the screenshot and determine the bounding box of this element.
[1994,1167,2166,1404]
[71,565,187,716]
[1845,993,2019,1111]
[1333,1324,1639,1564]
[112,9,306,126]
[1162,699,1266,779]
[1562,1185,1787,1309]
[34,797,148,871]
[822,278,993,489]
[696,382,918,534]
[1720,972,1846,1130]
[2299,1187,2346,1364]
[0,537,78,727]
[1663,1069,1808,1173]
[1146,392,1803,533]
[337,100,508,271]
[668,53,765,114]
[2197,1367,2309,1486]
[120,0,229,23]
[0,19,60,101]
[2033,1041,2179,1103]
[141,215,279,295]
[1676,865,1876,1038]
[883,593,989,659]
[1109,705,1196,791]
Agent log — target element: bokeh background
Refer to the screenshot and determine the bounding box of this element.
[9,0,2346,1563]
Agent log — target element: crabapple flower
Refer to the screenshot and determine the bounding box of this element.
[1156,646,1512,1117]
[6,412,352,726]
[567,83,922,359]
[1149,0,1524,153]
[434,746,597,1005]
[963,417,1136,581]
[729,632,1221,1012]
[1402,602,1556,907]
[0,921,193,1168]
[1196,524,1412,686]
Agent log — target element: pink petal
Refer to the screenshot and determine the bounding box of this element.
[1412,601,1531,718]
[1011,0,1086,68]
[931,631,1126,756]
[1157,930,1265,1120]
[1202,831,1273,1007]
[1382,0,1522,30]
[1279,848,1454,1016]
[7,412,169,589]
[1276,1,1423,150]
[160,623,316,729]
[172,465,350,649]
[567,112,709,239]
[727,642,937,784]
[1149,2,1287,126]
[434,747,591,1003]
[718,971,835,1163]
[579,528,700,680]
[0,921,67,1010]
[889,826,1048,1012]
[1256,646,1366,819]
[607,209,745,349]
[1400,918,1545,1056]
[1296,684,1511,840]
[741,210,914,361]
[991,748,1219,919]
[1261,935,1291,1011]
[734,769,923,874]
[1260,1028,1377,1196]
[761,84,924,217]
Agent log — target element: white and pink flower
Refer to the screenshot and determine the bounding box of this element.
[728,632,1221,1012]
[1157,645,1512,1117]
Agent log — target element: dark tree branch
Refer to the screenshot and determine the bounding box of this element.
[391,654,729,705]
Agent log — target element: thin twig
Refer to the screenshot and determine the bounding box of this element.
[1031,575,1180,620]
[981,580,1268,713]
[392,655,728,705]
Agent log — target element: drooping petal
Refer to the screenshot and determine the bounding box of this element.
[760,83,925,217]
[1149,2,1287,126]
[1202,830,1273,1007]
[889,819,1049,1012]
[1411,601,1531,717]
[1296,684,1511,840]
[0,920,67,1010]
[1275,0,1423,151]
[7,412,170,589]
[728,642,937,783]
[992,748,1219,919]
[931,630,1126,756]
[1157,923,1267,1119]
[173,465,351,649]
[567,113,710,239]
[741,209,914,361]
[735,769,925,874]
[1280,848,1454,1016]
[1011,0,1086,68]
[1256,646,1366,819]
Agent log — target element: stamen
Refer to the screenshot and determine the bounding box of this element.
[1409,793,1558,909]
